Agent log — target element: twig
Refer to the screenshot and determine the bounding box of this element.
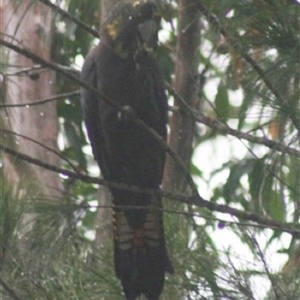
[0,278,22,300]
[167,82,300,158]
[0,129,78,172]
[84,203,300,234]
[185,194,300,235]
[5,65,44,77]
[195,112,300,158]
[250,233,284,299]
[0,90,80,108]
[38,0,99,38]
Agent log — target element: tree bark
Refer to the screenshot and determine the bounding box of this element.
[0,0,62,197]
[163,0,201,194]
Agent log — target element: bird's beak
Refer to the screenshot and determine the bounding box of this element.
[138,19,158,48]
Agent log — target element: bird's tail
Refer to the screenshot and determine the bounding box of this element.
[113,195,173,300]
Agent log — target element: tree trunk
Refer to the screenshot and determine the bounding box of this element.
[0,0,62,197]
[163,0,201,194]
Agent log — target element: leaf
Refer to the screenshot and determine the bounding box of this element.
[190,162,203,178]
[215,84,230,122]
[248,158,266,214]
[258,168,286,222]
[262,190,285,223]
[63,121,87,169]
[237,91,256,130]
[81,209,97,229]
[249,159,264,199]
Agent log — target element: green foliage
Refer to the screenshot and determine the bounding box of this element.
[0,181,120,299]
[215,84,230,122]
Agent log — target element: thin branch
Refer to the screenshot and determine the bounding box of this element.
[167,83,300,158]
[0,129,78,172]
[86,203,300,234]
[0,90,80,108]
[0,37,82,85]
[184,194,300,236]
[38,0,99,38]
[5,65,45,77]
[195,112,300,158]
[2,142,300,235]
[250,233,284,300]
[0,278,22,300]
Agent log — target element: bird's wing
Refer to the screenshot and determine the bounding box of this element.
[80,46,111,179]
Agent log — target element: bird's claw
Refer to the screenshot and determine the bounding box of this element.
[117,105,135,123]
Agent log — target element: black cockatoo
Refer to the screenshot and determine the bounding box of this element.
[80,1,173,299]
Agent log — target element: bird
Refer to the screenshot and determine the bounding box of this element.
[80,1,173,299]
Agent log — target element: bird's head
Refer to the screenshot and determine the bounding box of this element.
[101,1,163,58]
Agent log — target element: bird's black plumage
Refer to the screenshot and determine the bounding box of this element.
[80,1,173,299]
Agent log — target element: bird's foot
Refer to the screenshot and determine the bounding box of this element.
[117,105,135,124]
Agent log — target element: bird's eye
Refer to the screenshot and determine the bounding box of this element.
[128,15,133,21]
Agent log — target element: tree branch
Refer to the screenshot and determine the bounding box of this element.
[38,0,99,38]
[0,90,79,108]
[195,112,300,158]
[0,129,78,172]
[2,142,300,235]
[167,83,300,158]
[164,0,201,193]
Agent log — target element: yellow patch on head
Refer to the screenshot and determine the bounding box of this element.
[133,1,142,8]
[106,20,119,40]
